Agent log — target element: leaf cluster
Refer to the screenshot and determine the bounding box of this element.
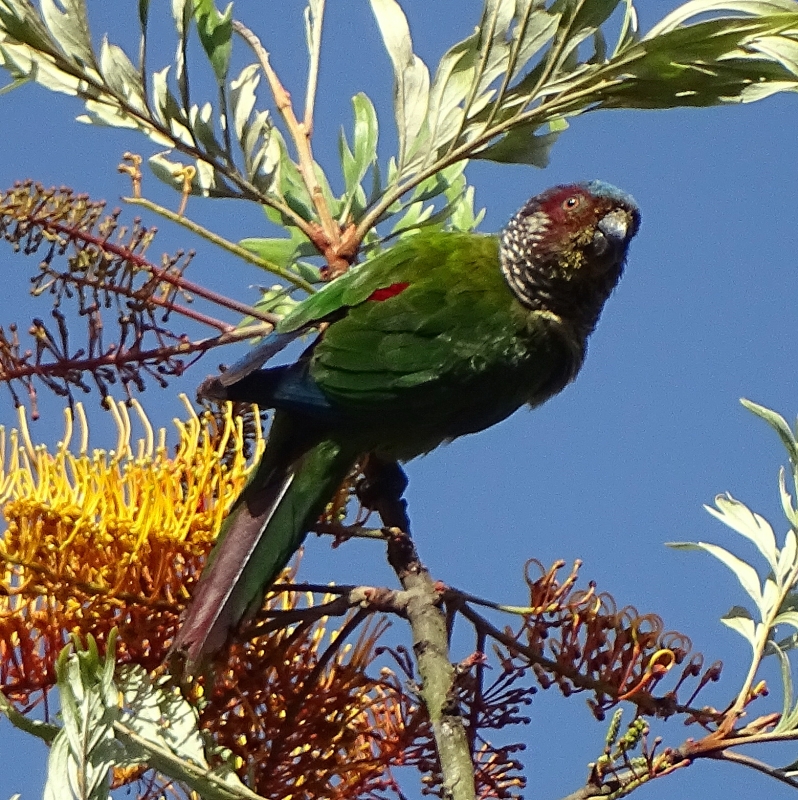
[0,0,795,271]
[0,0,793,405]
[663,401,798,788]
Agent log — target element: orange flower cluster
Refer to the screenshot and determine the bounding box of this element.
[505,560,721,718]
[194,606,422,800]
[0,395,719,800]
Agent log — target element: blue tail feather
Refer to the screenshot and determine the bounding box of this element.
[221,363,336,417]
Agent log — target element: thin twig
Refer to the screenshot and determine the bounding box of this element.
[445,585,560,616]
[250,586,407,637]
[233,20,339,250]
[305,608,370,685]
[692,727,798,749]
[41,40,316,238]
[0,689,60,744]
[55,267,233,333]
[523,0,582,107]
[313,522,390,541]
[445,2,501,158]
[722,557,798,732]
[35,206,285,326]
[268,581,357,596]
[0,321,275,386]
[253,596,356,629]
[125,196,317,294]
[714,750,798,790]
[304,0,325,130]
[557,784,616,800]
[481,3,537,130]
[469,628,487,754]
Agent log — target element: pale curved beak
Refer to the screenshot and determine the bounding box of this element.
[592,209,637,259]
[598,209,633,245]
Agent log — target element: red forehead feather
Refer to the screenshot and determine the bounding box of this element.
[535,185,594,227]
[539,184,588,209]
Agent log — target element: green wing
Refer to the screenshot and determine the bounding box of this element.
[277,230,465,333]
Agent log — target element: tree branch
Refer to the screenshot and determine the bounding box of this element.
[124,194,317,294]
[387,529,477,800]
[714,750,798,791]
[557,784,617,800]
[313,522,389,540]
[248,584,408,638]
[232,21,338,247]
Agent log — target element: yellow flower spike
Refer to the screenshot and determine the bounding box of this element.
[15,450,36,502]
[116,400,134,463]
[129,399,154,462]
[75,403,89,456]
[156,426,166,458]
[2,397,410,800]
[178,392,198,421]
[59,405,74,455]
[16,405,36,467]
[102,397,126,464]
[213,405,237,461]
[0,431,13,503]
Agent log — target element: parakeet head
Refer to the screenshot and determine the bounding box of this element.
[500,181,640,335]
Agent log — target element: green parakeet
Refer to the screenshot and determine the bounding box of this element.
[172,180,641,665]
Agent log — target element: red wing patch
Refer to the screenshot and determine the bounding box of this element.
[367,282,410,302]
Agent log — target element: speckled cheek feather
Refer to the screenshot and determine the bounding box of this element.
[499,209,550,309]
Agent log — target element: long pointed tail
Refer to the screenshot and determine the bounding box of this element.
[172,415,355,667]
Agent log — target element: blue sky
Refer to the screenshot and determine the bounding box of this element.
[1,1,798,798]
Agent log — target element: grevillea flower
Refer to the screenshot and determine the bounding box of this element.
[0,398,420,799]
[0,396,263,705]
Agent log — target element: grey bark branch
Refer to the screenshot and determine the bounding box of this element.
[362,457,476,799]
[557,785,616,800]
[387,529,477,800]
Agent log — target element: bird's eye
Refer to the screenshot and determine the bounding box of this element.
[562,195,581,210]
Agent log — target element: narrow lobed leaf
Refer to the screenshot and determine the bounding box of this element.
[720,605,758,648]
[39,0,95,69]
[368,0,430,175]
[192,0,233,83]
[669,540,764,610]
[741,398,798,466]
[705,492,779,571]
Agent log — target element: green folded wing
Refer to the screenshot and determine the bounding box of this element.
[292,230,578,456]
[277,230,497,333]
